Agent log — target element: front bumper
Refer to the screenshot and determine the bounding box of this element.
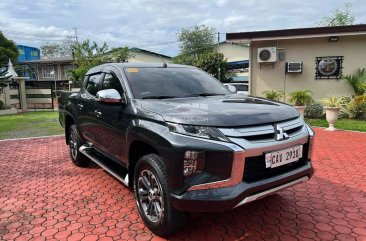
[171,161,314,212]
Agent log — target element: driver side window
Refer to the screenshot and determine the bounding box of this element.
[101,73,124,94]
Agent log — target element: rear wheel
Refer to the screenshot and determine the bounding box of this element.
[69,125,90,167]
[134,154,187,236]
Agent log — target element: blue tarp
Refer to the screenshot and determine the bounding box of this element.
[227,60,249,69]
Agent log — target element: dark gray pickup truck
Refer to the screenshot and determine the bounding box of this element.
[58,62,315,236]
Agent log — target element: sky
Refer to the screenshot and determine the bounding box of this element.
[0,0,365,57]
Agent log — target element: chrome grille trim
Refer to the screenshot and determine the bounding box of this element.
[219,117,305,141]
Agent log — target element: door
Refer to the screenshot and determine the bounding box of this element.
[93,69,129,165]
[77,73,102,144]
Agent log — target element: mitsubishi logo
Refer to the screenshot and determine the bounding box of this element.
[275,125,289,141]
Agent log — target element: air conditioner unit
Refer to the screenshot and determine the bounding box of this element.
[257,47,277,63]
[286,62,303,73]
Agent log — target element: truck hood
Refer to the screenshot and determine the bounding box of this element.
[139,95,300,127]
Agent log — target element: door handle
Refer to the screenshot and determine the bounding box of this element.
[94,110,102,117]
[78,103,83,110]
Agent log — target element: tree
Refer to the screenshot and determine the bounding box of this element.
[0,32,18,67]
[70,40,132,83]
[175,25,216,65]
[174,25,232,82]
[318,2,355,26]
[193,52,233,83]
[40,38,74,59]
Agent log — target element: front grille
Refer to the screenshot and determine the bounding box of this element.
[243,144,309,183]
[219,117,305,143]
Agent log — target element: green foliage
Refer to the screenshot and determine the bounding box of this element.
[104,47,133,63]
[262,90,284,101]
[0,100,4,110]
[70,40,131,83]
[0,31,18,66]
[343,68,366,96]
[305,118,366,132]
[288,90,313,106]
[305,103,324,118]
[192,52,233,83]
[318,2,355,26]
[341,94,366,119]
[320,95,345,107]
[176,25,216,63]
[174,25,232,82]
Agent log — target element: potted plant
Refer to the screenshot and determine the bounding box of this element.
[263,90,284,101]
[288,90,313,116]
[320,95,345,131]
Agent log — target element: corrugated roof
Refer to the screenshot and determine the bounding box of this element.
[226,24,366,41]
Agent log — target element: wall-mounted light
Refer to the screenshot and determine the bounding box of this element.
[329,36,339,42]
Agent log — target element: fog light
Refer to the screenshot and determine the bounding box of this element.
[183,151,205,176]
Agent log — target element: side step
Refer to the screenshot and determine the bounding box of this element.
[79,145,129,186]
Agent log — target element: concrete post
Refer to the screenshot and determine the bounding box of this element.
[17,78,27,112]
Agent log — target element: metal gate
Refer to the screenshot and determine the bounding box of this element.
[25,81,54,110]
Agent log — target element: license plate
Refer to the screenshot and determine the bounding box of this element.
[265,145,303,168]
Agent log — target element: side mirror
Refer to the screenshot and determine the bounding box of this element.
[226,84,237,93]
[96,89,126,104]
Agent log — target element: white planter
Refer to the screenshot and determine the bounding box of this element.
[294,106,306,116]
[0,108,18,116]
[325,107,340,131]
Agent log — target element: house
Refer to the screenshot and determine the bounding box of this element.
[18,56,74,81]
[18,47,171,81]
[226,25,366,100]
[128,47,172,63]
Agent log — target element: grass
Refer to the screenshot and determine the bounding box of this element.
[305,118,366,132]
[0,111,64,140]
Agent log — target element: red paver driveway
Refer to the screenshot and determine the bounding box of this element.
[0,128,366,241]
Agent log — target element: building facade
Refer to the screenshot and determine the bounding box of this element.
[16,45,41,63]
[226,25,366,100]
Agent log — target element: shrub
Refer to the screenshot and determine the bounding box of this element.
[288,90,313,106]
[341,95,366,119]
[262,90,284,101]
[320,95,345,108]
[305,103,324,118]
[0,100,4,110]
[343,68,366,96]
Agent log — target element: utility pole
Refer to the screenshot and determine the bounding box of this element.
[72,27,79,43]
[217,32,221,82]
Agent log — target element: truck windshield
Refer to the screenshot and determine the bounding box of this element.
[124,67,230,99]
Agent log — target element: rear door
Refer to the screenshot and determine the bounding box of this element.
[77,73,102,144]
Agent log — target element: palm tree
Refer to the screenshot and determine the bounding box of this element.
[343,68,366,96]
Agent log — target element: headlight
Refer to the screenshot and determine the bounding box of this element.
[166,122,230,142]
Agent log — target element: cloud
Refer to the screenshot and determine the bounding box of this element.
[0,0,365,56]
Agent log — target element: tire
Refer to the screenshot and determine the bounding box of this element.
[68,124,90,167]
[134,154,187,236]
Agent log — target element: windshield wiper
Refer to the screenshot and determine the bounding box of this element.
[142,95,179,99]
[185,93,226,97]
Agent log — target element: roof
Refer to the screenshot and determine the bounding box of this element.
[226,24,366,41]
[129,47,172,59]
[86,62,194,75]
[21,56,73,64]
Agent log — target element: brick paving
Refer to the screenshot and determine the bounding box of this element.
[0,128,366,241]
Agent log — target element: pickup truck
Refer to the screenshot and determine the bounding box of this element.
[58,62,315,236]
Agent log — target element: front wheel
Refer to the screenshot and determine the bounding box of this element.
[134,154,187,236]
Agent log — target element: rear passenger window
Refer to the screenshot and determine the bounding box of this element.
[86,74,101,96]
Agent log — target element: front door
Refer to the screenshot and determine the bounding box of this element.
[93,68,129,165]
